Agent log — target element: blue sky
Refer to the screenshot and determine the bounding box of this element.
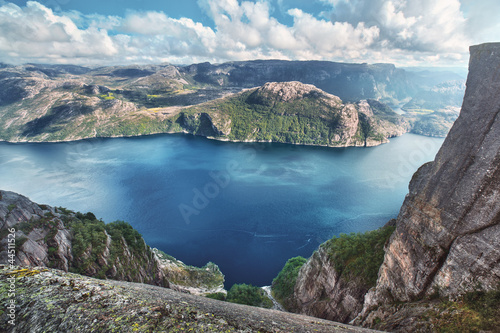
[1,0,499,66]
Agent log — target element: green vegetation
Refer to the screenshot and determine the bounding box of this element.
[226,284,273,308]
[57,211,154,279]
[67,214,108,274]
[155,249,225,290]
[105,220,145,253]
[181,89,346,145]
[18,213,58,234]
[55,206,74,215]
[99,92,116,100]
[7,204,15,212]
[15,236,28,251]
[322,225,396,288]
[271,256,307,308]
[424,286,500,332]
[205,292,226,301]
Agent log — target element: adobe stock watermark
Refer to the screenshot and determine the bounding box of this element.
[178,143,266,224]
[382,138,442,188]
[50,140,96,172]
[5,227,17,326]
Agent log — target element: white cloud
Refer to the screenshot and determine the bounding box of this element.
[0,0,496,66]
[0,1,118,63]
[288,9,379,53]
[461,0,500,43]
[324,0,471,53]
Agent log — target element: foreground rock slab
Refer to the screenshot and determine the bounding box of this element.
[0,266,381,333]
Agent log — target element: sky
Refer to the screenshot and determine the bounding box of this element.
[0,0,499,67]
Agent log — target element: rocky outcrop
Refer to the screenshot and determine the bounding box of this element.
[355,42,500,323]
[290,224,395,324]
[249,81,342,105]
[181,81,410,147]
[0,190,224,295]
[154,249,225,296]
[293,246,367,323]
[0,266,378,333]
[179,112,232,137]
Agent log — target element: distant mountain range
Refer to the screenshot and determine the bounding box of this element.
[0,60,465,144]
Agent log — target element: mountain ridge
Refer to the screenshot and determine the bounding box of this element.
[0,59,463,143]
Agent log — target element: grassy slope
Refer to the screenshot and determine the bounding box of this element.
[179,89,406,146]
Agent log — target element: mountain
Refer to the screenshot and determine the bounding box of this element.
[0,60,463,143]
[178,81,410,147]
[2,43,495,331]
[272,43,500,332]
[403,80,465,112]
[403,80,465,137]
[0,190,224,296]
[181,60,421,105]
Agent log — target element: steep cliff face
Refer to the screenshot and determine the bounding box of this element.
[293,247,367,323]
[0,190,224,294]
[290,225,395,324]
[0,190,169,287]
[283,43,500,331]
[356,42,500,322]
[366,42,500,304]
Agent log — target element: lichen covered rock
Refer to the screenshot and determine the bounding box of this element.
[0,266,375,333]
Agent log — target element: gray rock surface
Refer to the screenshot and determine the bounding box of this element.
[293,247,367,323]
[358,42,500,318]
[0,266,382,333]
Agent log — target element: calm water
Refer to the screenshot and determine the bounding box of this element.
[0,134,444,287]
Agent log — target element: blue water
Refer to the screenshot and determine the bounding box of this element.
[0,133,444,287]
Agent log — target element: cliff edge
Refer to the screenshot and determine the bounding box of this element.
[356,42,500,328]
[284,43,500,332]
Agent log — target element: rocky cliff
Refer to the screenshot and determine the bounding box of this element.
[289,224,395,324]
[281,43,500,331]
[362,42,500,306]
[0,190,224,295]
[182,60,419,106]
